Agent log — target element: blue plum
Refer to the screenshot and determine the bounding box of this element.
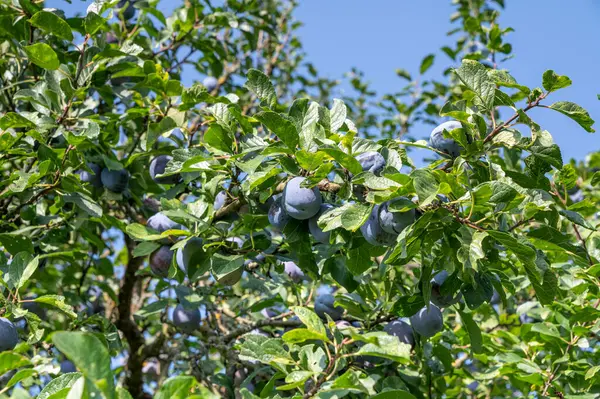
[410,304,443,338]
[149,155,180,185]
[0,318,18,352]
[78,163,103,188]
[355,151,386,175]
[226,237,244,249]
[149,246,173,277]
[172,304,201,333]
[384,319,415,347]
[147,213,182,244]
[283,261,304,283]
[118,0,135,19]
[268,195,290,230]
[378,198,416,234]
[314,294,344,320]
[214,191,228,210]
[176,237,205,275]
[430,271,462,307]
[360,205,396,246]
[308,204,334,244]
[429,121,463,158]
[283,177,322,220]
[60,360,76,373]
[203,76,218,92]
[100,168,130,193]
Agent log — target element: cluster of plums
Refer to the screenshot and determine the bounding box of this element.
[78,163,130,193]
[268,151,418,246]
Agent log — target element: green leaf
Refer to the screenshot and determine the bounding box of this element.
[282,328,327,344]
[147,117,177,149]
[542,70,572,92]
[353,332,411,363]
[560,209,596,231]
[204,124,233,153]
[371,391,417,399]
[52,332,115,399]
[322,148,363,175]
[346,246,372,275]
[585,365,600,380]
[63,192,103,218]
[411,169,439,206]
[549,101,595,133]
[290,306,327,338]
[5,368,37,389]
[454,60,495,110]
[6,252,39,290]
[255,111,299,150]
[330,370,368,393]
[457,309,483,354]
[37,373,82,399]
[238,334,294,365]
[155,376,196,399]
[340,202,371,232]
[0,112,36,129]
[245,69,276,108]
[420,54,435,74]
[125,223,163,241]
[85,12,106,35]
[0,234,34,255]
[391,295,425,317]
[0,352,31,376]
[132,241,161,257]
[29,11,73,41]
[24,43,60,70]
[34,295,77,318]
[330,99,347,132]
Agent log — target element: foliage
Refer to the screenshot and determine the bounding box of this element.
[0,0,598,398]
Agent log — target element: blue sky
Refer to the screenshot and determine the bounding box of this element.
[47,0,600,163]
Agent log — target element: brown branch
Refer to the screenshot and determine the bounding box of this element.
[483,92,548,144]
[116,236,147,398]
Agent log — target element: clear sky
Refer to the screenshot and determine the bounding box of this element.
[46,0,600,163]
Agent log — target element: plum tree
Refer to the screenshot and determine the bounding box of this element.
[378,198,416,234]
[1,0,598,398]
[308,204,334,244]
[283,177,322,220]
[314,294,344,320]
[149,246,173,277]
[149,155,180,184]
[384,319,415,347]
[78,163,103,188]
[172,304,201,333]
[430,270,462,307]
[100,168,130,193]
[429,121,463,157]
[410,304,444,338]
[360,205,396,246]
[355,151,386,175]
[0,318,18,352]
